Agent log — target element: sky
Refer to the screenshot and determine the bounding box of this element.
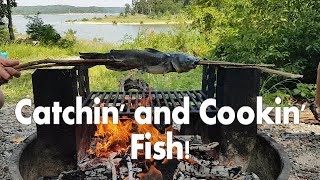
[16,0,132,7]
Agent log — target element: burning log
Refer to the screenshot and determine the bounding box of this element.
[173,161,242,179]
[174,135,203,145]
[78,157,115,171]
[189,142,219,152]
[58,166,113,180]
[124,155,134,180]
[137,165,163,180]
[120,78,149,92]
[185,154,219,166]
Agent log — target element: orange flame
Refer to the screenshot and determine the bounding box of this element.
[88,91,169,158]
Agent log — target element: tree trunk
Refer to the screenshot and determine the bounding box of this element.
[6,0,15,41]
[315,62,320,108]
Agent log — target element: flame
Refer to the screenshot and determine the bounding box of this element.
[88,91,169,158]
[130,90,152,109]
[90,117,169,158]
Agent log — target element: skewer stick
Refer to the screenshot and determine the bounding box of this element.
[253,67,303,79]
[14,59,111,71]
[14,59,303,78]
[198,60,275,67]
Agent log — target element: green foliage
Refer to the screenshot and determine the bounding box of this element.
[263,90,293,106]
[131,0,189,16]
[189,0,320,84]
[0,0,17,20]
[124,3,131,16]
[121,26,213,57]
[260,76,296,105]
[0,25,9,41]
[57,29,77,48]
[26,14,61,45]
[292,83,316,101]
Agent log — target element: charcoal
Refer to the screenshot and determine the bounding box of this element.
[56,166,113,180]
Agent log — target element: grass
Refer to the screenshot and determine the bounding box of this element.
[0,36,203,103]
[0,41,116,102]
[0,27,302,106]
[89,66,202,92]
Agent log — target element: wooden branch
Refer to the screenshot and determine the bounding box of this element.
[14,59,111,71]
[14,58,303,79]
[254,67,303,79]
[174,161,242,179]
[126,155,134,180]
[189,142,219,151]
[199,60,275,67]
[174,135,203,145]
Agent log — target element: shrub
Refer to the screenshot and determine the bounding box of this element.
[189,0,320,84]
[0,25,9,41]
[26,14,61,45]
[57,29,77,48]
[292,83,316,101]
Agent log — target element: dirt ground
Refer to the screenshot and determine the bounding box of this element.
[0,104,319,180]
[259,109,320,180]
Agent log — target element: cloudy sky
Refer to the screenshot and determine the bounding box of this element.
[16,0,132,7]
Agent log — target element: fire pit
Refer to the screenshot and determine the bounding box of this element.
[9,65,290,180]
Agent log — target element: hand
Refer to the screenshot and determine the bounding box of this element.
[0,56,21,85]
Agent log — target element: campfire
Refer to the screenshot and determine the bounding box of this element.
[10,66,291,180]
[57,89,260,180]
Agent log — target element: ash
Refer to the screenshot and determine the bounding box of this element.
[0,104,36,180]
[259,108,320,180]
[0,105,319,179]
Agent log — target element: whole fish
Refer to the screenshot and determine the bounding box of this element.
[79,48,200,74]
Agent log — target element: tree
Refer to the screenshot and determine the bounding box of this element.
[6,0,16,40]
[0,0,16,40]
[26,13,61,45]
[131,0,187,16]
[124,3,131,16]
[189,0,320,83]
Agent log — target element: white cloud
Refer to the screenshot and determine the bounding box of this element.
[16,0,132,7]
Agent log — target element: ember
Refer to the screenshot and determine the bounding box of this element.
[74,92,260,180]
[131,131,187,160]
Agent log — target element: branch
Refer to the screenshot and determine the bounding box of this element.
[15,59,303,79]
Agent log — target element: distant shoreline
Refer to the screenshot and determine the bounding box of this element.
[13,13,118,16]
[66,21,192,25]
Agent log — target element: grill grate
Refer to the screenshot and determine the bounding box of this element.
[83,90,217,115]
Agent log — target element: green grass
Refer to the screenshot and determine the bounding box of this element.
[0,37,203,103]
[0,41,116,102]
[89,66,202,92]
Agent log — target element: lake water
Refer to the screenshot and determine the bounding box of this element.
[12,14,174,44]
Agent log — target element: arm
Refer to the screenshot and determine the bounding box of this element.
[0,57,21,109]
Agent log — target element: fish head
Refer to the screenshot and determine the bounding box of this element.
[169,53,200,73]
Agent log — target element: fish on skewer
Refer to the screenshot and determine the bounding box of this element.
[80,48,200,74]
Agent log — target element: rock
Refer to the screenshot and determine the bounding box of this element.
[3,151,11,158]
